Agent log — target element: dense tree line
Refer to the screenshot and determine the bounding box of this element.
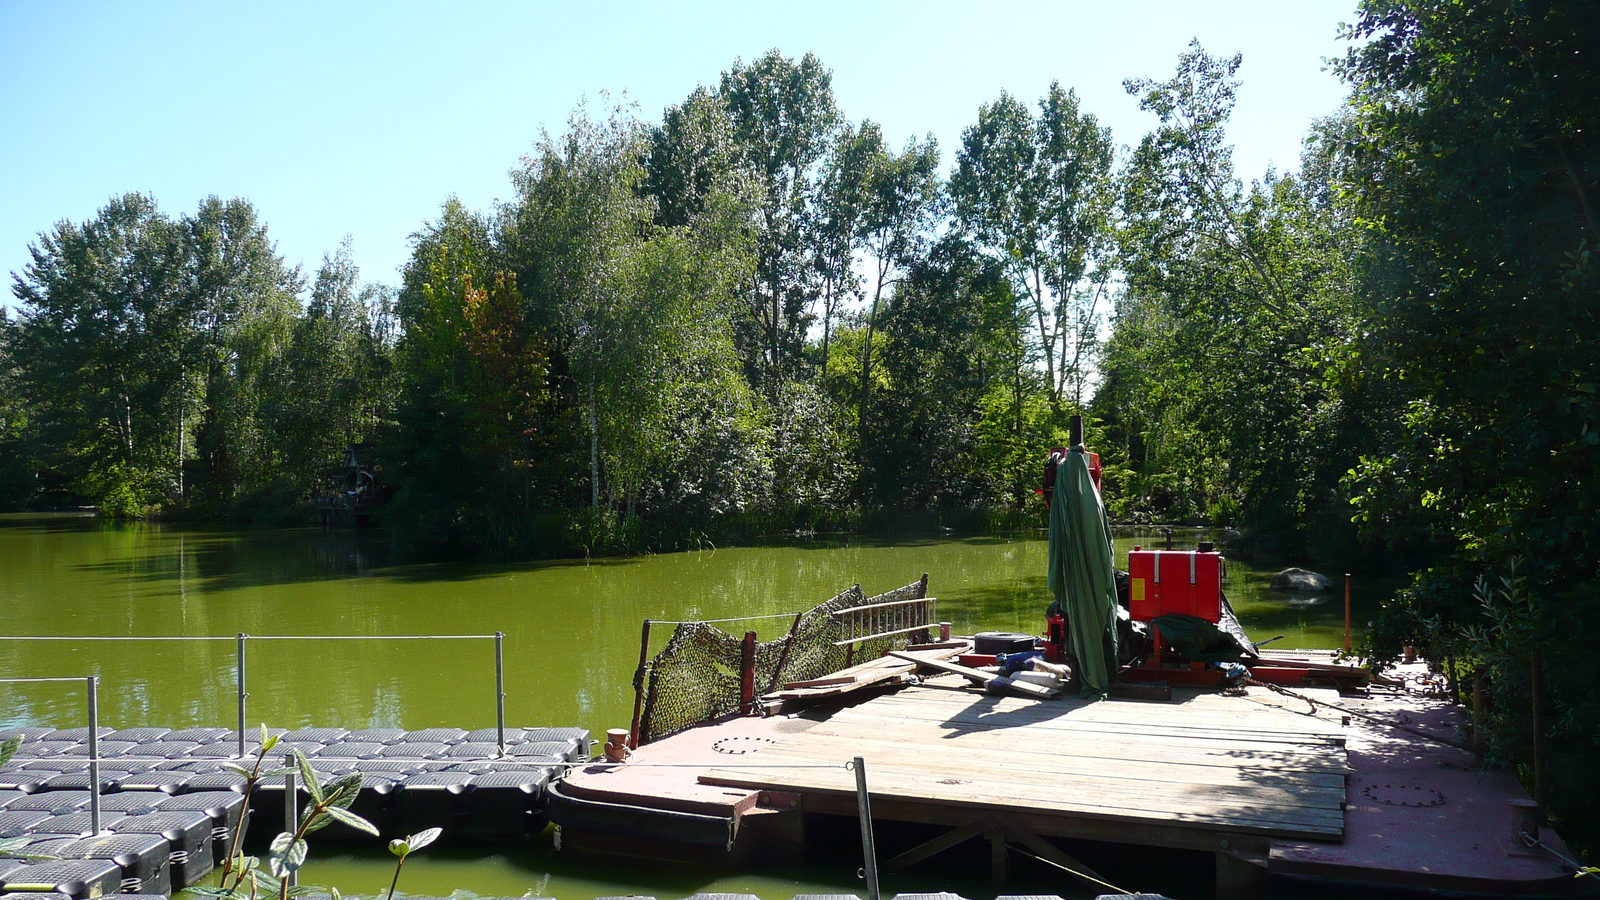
[2,50,1120,549]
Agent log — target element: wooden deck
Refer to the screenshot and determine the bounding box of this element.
[702,675,1348,845]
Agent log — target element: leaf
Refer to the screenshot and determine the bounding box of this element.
[231,854,259,873]
[0,735,20,770]
[323,805,378,836]
[221,762,253,778]
[246,866,283,893]
[324,772,363,811]
[298,806,333,835]
[404,827,442,853]
[260,725,279,753]
[0,836,56,862]
[286,886,324,897]
[187,888,249,900]
[267,832,308,876]
[388,838,409,858]
[294,751,323,805]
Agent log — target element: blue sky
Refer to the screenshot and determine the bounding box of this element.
[1,1,1358,304]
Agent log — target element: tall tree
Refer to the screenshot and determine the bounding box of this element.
[719,50,841,388]
[181,196,301,514]
[854,126,941,454]
[952,83,1114,416]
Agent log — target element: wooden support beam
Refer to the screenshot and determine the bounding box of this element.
[1002,820,1109,887]
[883,813,1001,873]
[986,823,1008,883]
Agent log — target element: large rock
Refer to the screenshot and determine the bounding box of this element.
[1270,567,1333,592]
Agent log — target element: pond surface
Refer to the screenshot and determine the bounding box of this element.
[0,514,1386,899]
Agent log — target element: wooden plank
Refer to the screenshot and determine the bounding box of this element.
[874,681,1347,728]
[769,670,913,700]
[701,761,1343,839]
[701,760,1345,833]
[719,736,1347,810]
[865,690,1345,739]
[888,651,1059,698]
[833,700,1346,749]
[799,720,1351,778]
[712,733,1347,807]
[824,704,1347,754]
[709,757,1347,833]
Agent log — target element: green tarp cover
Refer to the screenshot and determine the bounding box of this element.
[1047,448,1120,699]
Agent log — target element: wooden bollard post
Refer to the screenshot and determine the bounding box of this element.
[740,631,758,714]
[628,619,651,749]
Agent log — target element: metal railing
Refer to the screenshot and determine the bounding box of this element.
[0,675,104,835]
[0,632,510,756]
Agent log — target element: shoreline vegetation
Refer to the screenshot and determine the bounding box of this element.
[1,3,1595,859]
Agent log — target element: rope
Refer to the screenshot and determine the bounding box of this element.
[1007,844,1130,895]
[0,634,500,641]
[648,613,800,625]
[1520,830,1598,877]
[1240,677,1475,752]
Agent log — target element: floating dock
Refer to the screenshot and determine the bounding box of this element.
[556,657,1586,899]
[0,725,589,897]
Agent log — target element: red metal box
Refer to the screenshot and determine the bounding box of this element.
[1127,550,1222,623]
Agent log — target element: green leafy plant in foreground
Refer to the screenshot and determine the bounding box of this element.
[188,728,438,900]
[385,827,441,900]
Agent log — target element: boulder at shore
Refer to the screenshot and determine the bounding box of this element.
[1270,567,1333,592]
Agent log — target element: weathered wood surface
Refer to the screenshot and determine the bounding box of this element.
[703,677,1348,841]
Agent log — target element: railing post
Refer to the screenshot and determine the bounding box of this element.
[236,633,249,758]
[854,756,880,900]
[283,752,298,888]
[739,631,757,714]
[86,675,101,835]
[494,632,506,757]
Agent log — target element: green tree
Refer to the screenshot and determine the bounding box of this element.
[719,50,842,388]
[952,83,1114,417]
[1337,0,1600,843]
[1105,43,1366,542]
[854,126,941,459]
[181,196,302,515]
[12,194,183,513]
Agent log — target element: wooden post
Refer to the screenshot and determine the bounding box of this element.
[628,619,651,749]
[739,630,758,714]
[1343,574,1352,652]
[764,611,806,694]
[986,823,1008,883]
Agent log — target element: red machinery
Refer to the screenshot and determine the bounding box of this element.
[1127,549,1223,623]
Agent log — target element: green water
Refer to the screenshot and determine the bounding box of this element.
[0,514,1384,899]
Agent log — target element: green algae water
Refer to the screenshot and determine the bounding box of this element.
[0,513,1387,899]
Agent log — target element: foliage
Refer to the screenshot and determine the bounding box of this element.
[1334,0,1600,848]
[952,82,1115,417]
[1097,43,1369,548]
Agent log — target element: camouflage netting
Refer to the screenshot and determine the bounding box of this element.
[636,577,930,744]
